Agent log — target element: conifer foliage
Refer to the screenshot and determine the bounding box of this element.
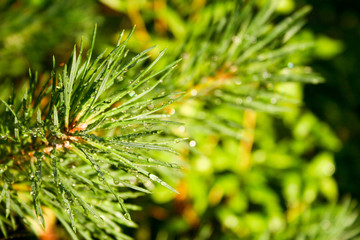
[0,0,359,239]
[0,26,182,239]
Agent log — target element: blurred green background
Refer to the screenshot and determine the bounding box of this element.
[0,0,359,239]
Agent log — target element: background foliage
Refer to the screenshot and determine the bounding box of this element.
[0,0,359,239]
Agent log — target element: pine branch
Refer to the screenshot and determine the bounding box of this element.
[0,26,181,239]
[155,1,323,140]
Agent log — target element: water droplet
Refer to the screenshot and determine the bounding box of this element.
[160,181,168,187]
[232,36,241,44]
[149,174,158,181]
[128,90,135,97]
[168,108,175,115]
[178,126,185,132]
[288,62,294,68]
[262,72,271,79]
[271,98,277,104]
[124,213,131,220]
[190,89,197,96]
[147,103,154,110]
[189,140,196,147]
[246,96,252,103]
[144,122,152,130]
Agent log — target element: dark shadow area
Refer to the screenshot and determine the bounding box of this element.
[304,0,360,199]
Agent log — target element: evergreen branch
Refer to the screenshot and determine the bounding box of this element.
[0,26,181,239]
